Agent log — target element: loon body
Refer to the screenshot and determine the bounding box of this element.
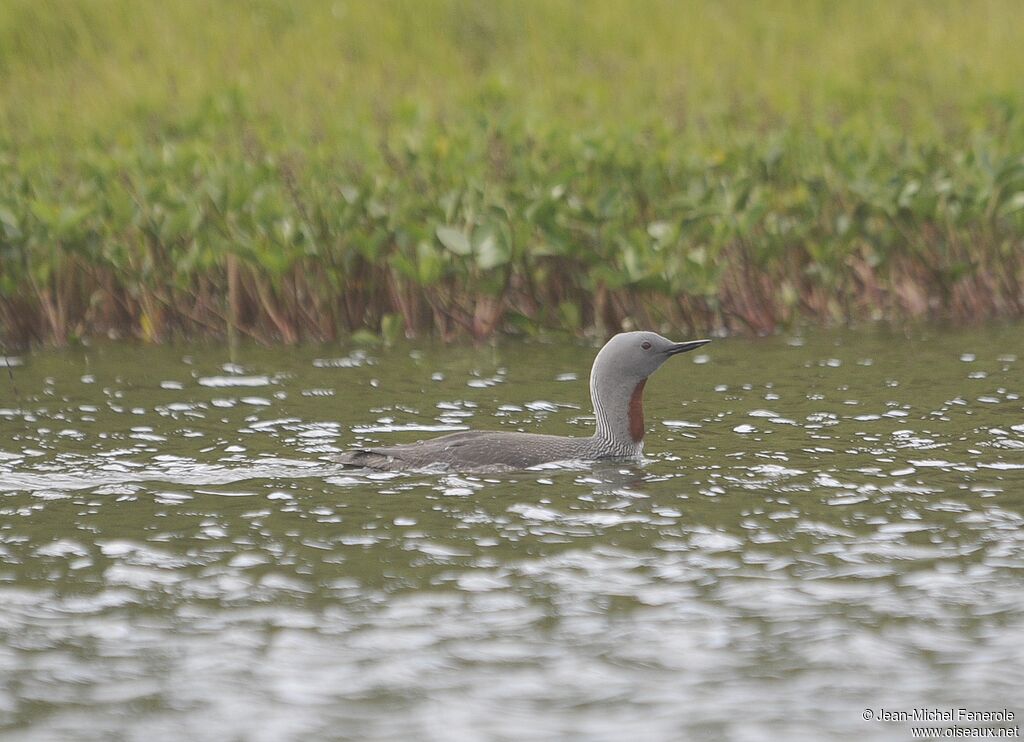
[335,331,709,471]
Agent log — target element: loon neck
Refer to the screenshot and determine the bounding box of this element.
[591,372,648,450]
[628,379,646,442]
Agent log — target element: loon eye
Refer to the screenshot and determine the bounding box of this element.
[641,341,652,350]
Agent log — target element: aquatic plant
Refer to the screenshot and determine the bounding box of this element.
[1,0,1022,346]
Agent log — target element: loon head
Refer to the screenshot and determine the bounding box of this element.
[589,331,711,444]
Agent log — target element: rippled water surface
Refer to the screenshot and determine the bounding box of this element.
[2,327,1023,741]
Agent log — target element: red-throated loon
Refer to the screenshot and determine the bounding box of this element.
[335,331,710,471]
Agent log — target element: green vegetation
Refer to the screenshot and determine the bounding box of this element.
[1,0,1023,346]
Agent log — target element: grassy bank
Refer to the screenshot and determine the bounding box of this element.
[1,0,1023,346]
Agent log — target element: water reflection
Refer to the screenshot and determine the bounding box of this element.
[1,327,1023,740]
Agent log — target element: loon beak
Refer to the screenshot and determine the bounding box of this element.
[666,339,711,356]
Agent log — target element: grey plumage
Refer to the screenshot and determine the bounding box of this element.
[334,331,709,472]
[334,431,601,471]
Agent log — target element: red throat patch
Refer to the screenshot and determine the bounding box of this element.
[628,379,647,442]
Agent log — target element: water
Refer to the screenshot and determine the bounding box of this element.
[1,326,1022,741]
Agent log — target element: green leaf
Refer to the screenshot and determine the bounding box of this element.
[558,300,581,329]
[0,206,22,240]
[390,253,418,282]
[381,313,404,344]
[29,200,61,230]
[998,191,1024,216]
[416,241,444,285]
[436,225,471,255]
[473,228,509,270]
[647,220,676,243]
[351,329,382,346]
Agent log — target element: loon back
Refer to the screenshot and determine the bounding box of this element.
[334,430,601,472]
